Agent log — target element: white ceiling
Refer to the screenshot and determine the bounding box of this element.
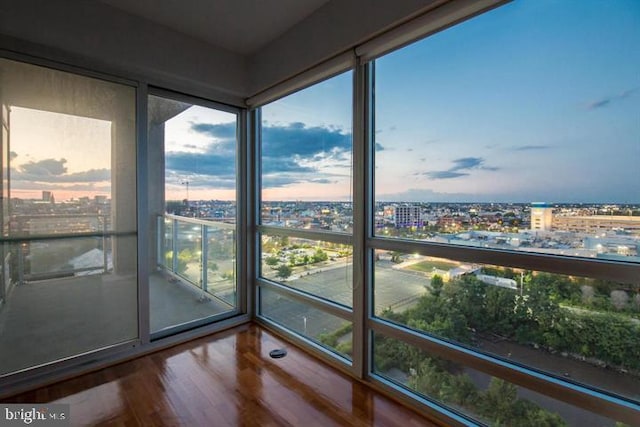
[100,0,330,55]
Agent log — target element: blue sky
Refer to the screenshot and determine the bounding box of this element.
[373,0,640,203]
[164,0,639,203]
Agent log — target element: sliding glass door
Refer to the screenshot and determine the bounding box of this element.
[147,91,239,337]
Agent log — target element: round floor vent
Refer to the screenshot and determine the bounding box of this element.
[269,348,287,359]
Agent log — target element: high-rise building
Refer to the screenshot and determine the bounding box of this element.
[394,204,422,228]
[530,202,553,231]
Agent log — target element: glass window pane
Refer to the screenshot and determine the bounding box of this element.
[373,1,640,263]
[0,58,137,374]
[261,72,353,233]
[261,286,352,360]
[373,332,626,426]
[374,251,640,402]
[148,94,237,335]
[260,234,352,307]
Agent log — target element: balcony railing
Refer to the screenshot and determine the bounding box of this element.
[1,214,112,286]
[157,214,236,307]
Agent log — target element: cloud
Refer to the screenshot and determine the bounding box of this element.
[375,143,385,151]
[9,151,18,160]
[450,157,482,171]
[12,168,111,183]
[426,171,469,179]
[511,145,550,151]
[11,158,111,183]
[262,158,314,174]
[190,122,237,139]
[261,122,351,160]
[164,121,240,187]
[166,151,236,176]
[9,181,111,192]
[587,88,637,110]
[185,121,352,189]
[61,169,110,182]
[20,158,67,176]
[587,99,610,110]
[310,178,334,184]
[423,156,498,180]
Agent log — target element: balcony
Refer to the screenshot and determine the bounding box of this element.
[153,214,237,333]
[0,214,235,376]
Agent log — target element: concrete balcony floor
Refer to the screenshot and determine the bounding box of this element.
[0,270,233,376]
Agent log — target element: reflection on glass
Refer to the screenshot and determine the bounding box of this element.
[260,71,353,231]
[374,252,640,401]
[0,58,137,375]
[27,236,109,277]
[373,333,625,427]
[260,234,353,307]
[261,287,352,360]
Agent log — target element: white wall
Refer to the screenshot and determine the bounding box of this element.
[0,0,444,102]
[0,0,247,105]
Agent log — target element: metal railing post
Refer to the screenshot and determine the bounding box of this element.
[17,243,24,285]
[201,224,208,293]
[172,218,178,274]
[156,216,163,268]
[102,217,108,273]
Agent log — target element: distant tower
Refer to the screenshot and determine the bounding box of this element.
[530,202,553,231]
[42,190,54,203]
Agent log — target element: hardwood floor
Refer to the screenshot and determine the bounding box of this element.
[4,324,441,426]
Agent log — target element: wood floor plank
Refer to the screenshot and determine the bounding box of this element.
[3,324,441,426]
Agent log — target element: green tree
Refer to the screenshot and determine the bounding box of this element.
[430,274,444,298]
[276,264,293,281]
[484,286,517,334]
[479,378,517,424]
[312,248,328,263]
[390,251,403,263]
[265,255,279,266]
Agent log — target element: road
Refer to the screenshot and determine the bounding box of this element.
[261,261,430,340]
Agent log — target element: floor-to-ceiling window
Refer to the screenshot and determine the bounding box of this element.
[0,57,138,375]
[254,1,639,425]
[367,1,639,425]
[0,56,248,389]
[148,92,239,337]
[256,71,355,359]
[1,2,638,424]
